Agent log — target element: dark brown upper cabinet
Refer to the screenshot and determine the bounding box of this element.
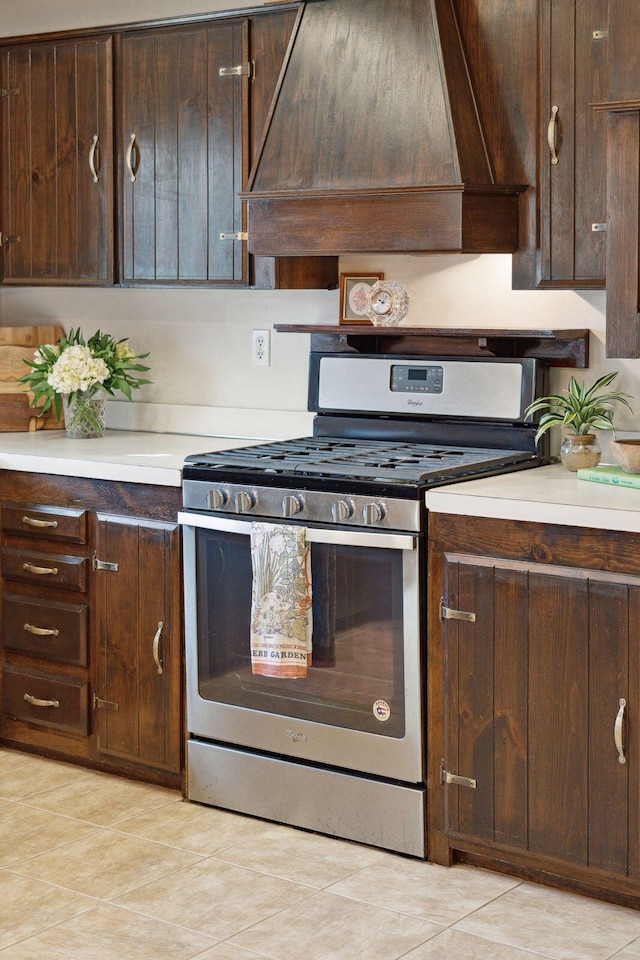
[593,5,640,358]
[460,0,608,290]
[607,2,640,104]
[119,20,247,285]
[0,35,113,285]
[536,0,608,288]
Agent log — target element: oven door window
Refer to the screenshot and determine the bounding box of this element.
[195,528,406,738]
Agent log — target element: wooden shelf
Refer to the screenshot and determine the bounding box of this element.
[274,325,590,368]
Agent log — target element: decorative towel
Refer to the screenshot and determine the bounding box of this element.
[250,523,312,678]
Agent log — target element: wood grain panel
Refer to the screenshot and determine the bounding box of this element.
[588,580,629,874]
[1,36,113,283]
[528,571,588,863]
[94,516,181,774]
[604,109,640,358]
[456,561,495,842]
[493,567,528,849]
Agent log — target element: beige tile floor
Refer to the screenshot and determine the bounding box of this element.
[2,747,640,960]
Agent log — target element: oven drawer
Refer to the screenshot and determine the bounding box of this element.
[3,663,89,734]
[1,548,88,591]
[2,593,88,665]
[2,503,87,544]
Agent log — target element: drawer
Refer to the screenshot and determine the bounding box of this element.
[3,593,88,665]
[1,548,88,592]
[3,663,89,735]
[2,503,87,544]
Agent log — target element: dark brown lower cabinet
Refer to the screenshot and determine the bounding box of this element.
[0,472,183,789]
[93,516,182,778]
[428,514,640,907]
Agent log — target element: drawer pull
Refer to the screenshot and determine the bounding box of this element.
[126,132,138,183]
[22,562,58,576]
[89,133,99,183]
[22,516,58,529]
[548,104,559,164]
[615,698,627,764]
[152,620,164,675]
[24,622,60,637]
[23,693,60,708]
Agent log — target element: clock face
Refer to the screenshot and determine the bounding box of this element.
[364,280,409,327]
[372,291,392,315]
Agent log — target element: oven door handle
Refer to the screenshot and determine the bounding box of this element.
[178,511,416,551]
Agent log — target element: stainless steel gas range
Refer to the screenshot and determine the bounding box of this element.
[178,353,547,857]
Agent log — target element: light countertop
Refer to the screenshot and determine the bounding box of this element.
[425,462,640,533]
[0,430,252,486]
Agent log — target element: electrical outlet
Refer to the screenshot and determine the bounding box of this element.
[252,329,270,366]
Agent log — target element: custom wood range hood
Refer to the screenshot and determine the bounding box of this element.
[243,0,525,257]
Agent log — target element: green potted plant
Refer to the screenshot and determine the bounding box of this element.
[524,372,633,471]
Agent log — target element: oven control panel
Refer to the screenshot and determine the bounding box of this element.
[182,480,421,532]
[390,364,443,394]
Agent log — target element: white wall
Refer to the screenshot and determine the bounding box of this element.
[2,0,639,443]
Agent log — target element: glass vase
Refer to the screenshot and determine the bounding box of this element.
[62,393,106,439]
[559,433,601,472]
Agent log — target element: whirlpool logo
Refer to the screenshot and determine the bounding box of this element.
[407,399,424,408]
[285,728,307,743]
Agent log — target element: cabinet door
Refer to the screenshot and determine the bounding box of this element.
[0,36,113,284]
[120,21,246,285]
[538,0,608,287]
[443,554,639,876]
[93,516,182,777]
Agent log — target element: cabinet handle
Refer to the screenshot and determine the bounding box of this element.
[89,133,99,183]
[22,515,58,528]
[152,620,164,675]
[548,105,559,164]
[22,562,58,576]
[615,698,627,764]
[24,622,60,637]
[126,132,137,183]
[24,693,60,708]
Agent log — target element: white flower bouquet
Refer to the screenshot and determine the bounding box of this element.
[19,328,151,421]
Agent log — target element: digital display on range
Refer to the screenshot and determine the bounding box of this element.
[391,364,444,394]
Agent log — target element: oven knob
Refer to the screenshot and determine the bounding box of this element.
[363,502,386,525]
[282,495,304,518]
[235,491,256,513]
[208,488,228,510]
[331,499,354,522]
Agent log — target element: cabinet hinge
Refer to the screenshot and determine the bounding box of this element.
[439,597,476,623]
[93,693,119,711]
[219,60,255,79]
[220,231,248,241]
[93,555,119,572]
[592,30,608,40]
[0,233,21,246]
[592,223,607,232]
[441,761,477,789]
[0,87,20,98]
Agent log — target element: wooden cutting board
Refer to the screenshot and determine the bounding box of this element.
[0,324,66,431]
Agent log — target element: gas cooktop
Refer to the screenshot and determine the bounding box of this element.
[184,436,535,486]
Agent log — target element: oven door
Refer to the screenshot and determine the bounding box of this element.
[179,512,423,784]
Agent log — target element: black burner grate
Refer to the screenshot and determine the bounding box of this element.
[186,437,531,484]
